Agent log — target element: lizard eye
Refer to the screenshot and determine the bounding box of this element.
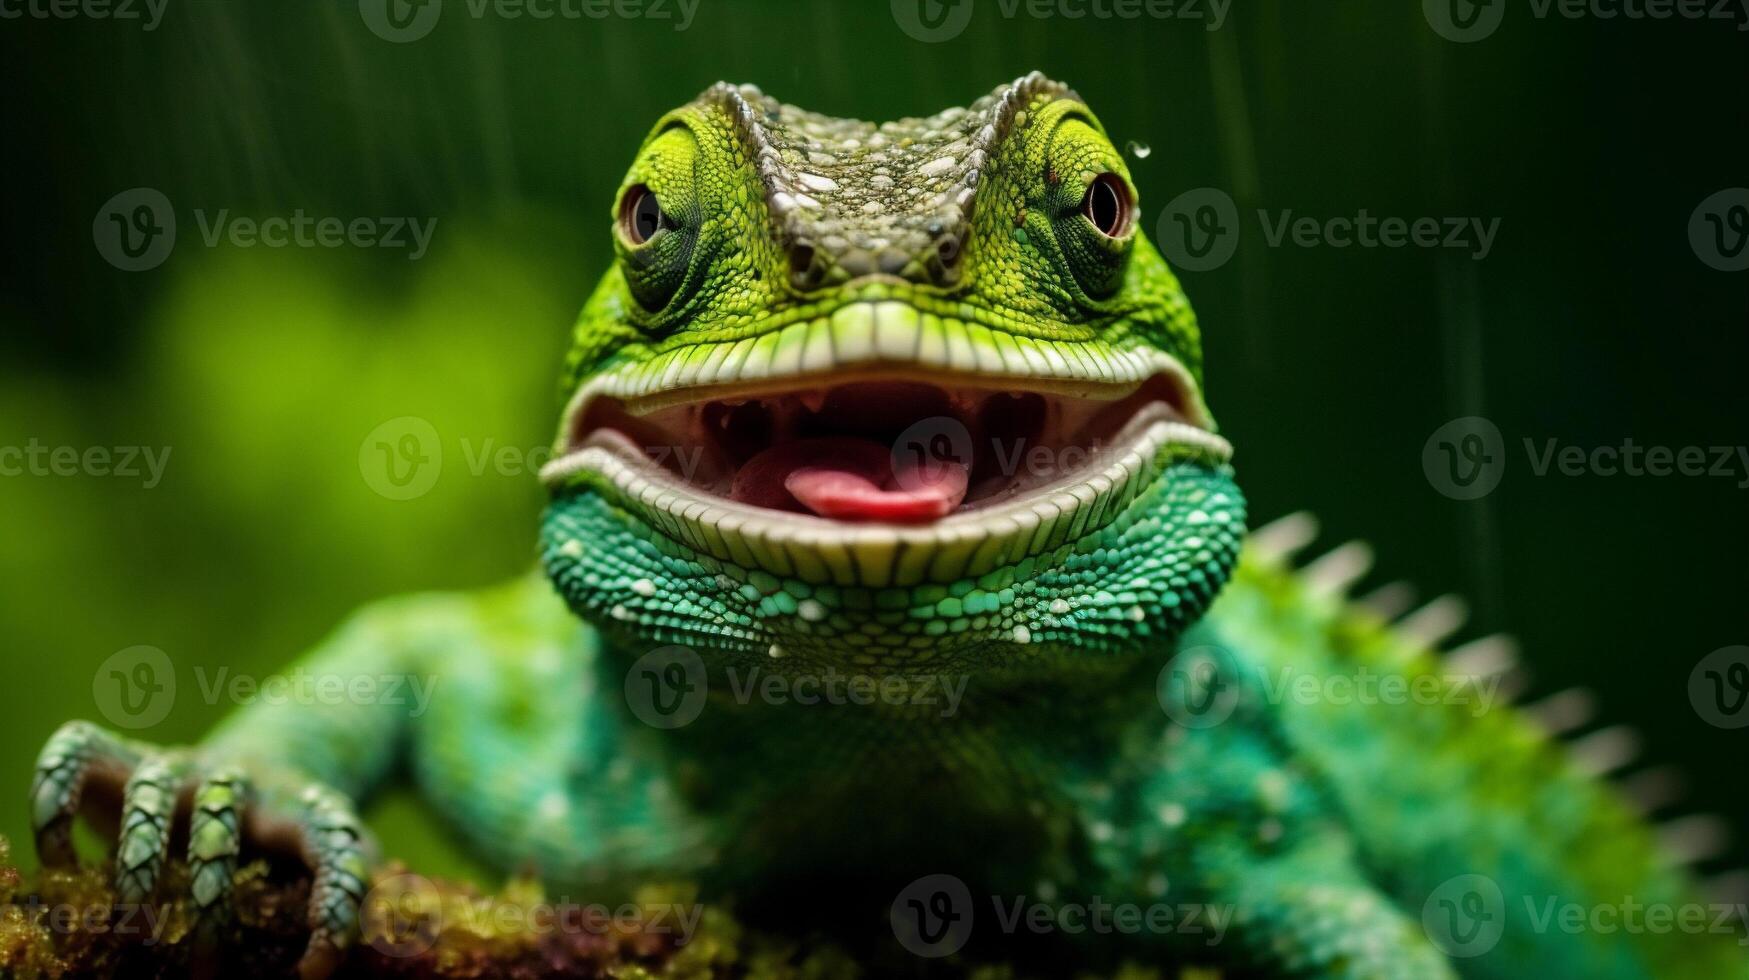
[1081,173,1133,239]
[619,184,673,245]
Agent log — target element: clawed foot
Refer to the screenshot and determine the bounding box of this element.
[31,720,372,978]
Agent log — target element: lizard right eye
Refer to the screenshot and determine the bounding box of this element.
[619,184,672,245]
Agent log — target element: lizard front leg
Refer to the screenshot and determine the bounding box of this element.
[401,583,721,890]
[31,593,449,977]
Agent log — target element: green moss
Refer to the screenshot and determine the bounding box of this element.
[0,836,1223,979]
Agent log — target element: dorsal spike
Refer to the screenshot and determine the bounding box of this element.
[1567,725,1641,777]
[1704,870,1749,906]
[1618,767,1686,815]
[1302,541,1373,599]
[1493,667,1531,705]
[1444,635,1519,680]
[1357,581,1417,620]
[1524,687,1597,735]
[1248,512,1319,563]
[1658,814,1731,865]
[1396,595,1469,648]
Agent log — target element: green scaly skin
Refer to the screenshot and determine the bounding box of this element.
[29,74,1747,978]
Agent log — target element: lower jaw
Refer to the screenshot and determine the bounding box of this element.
[540,459,1246,669]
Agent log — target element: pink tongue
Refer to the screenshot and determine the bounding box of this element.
[730,436,969,523]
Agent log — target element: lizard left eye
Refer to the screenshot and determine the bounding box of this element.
[1081,173,1133,238]
[619,184,673,246]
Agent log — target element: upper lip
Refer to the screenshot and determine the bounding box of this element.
[549,298,1215,421]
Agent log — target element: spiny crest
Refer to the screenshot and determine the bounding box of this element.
[1249,510,1742,882]
[696,72,1076,289]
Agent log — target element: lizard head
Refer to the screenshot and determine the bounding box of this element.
[539,73,1245,672]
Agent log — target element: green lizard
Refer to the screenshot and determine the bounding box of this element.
[29,73,1747,978]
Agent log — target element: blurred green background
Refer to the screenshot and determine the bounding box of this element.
[1,1,1743,879]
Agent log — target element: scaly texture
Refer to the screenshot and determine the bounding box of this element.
[27,74,1747,979]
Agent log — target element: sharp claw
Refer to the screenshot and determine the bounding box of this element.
[297,931,345,980]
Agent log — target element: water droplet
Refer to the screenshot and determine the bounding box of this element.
[1126,140,1152,159]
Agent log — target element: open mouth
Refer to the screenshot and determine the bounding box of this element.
[559,374,1213,522]
[540,300,1232,586]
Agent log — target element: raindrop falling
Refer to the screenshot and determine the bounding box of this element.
[1126,140,1152,159]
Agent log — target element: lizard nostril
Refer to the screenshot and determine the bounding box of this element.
[789,244,825,290]
[925,232,967,286]
[937,234,961,267]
